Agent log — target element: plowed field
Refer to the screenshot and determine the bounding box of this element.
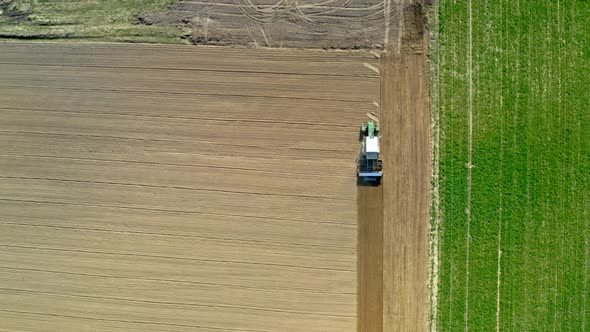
[0,42,379,332]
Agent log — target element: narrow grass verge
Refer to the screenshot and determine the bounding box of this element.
[0,0,185,44]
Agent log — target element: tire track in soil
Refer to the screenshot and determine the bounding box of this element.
[381,48,430,332]
[357,185,384,332]
[357,46,430,332]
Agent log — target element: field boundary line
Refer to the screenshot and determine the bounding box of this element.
[0,309,266,332]
[465,0,474,330]
[523,0,537,328]
[496,80,504,332]
[0,153,352,179]
[495,88,504,332]
[0,221,355,251]
[0,198,355,227]
[0,175,350,201]
[0,84,376,104]
[584,222,589,331]
[428,2,441,331]
[0,286,354,318]
[0,244,355,273]
[0,62,378,78]
[0,106,361,129]
[0,266,356,295]
[495,150,503,332]
[0,130,354,156]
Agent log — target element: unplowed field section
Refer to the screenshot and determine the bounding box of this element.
[380,50,430,332]
[357,49,430,332]
[0,42,379,332]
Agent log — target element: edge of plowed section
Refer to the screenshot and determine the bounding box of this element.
[380,47,431,331]
[358,47,430,331]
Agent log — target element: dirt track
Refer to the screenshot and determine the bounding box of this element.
[380,48,430,331]
[357,47,430,332]
[0,42,379,331]
[357,184,383,331]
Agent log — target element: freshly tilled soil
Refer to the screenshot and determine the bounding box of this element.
[0,42,379,332]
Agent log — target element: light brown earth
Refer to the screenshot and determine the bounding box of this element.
[357,46,430,331]
[0,29,430,332]
[0,42,379,332]
[357,184,383,331]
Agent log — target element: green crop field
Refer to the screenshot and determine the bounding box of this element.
[0,0,183,43]
[432,0,589,331]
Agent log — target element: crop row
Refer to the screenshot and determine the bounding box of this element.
[434,0,589,330]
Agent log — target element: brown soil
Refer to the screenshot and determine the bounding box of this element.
[139,0,403,49]
[357,2,431,328]
[357,185,383,332]
[380,46,431,332]
[0,42,380,332]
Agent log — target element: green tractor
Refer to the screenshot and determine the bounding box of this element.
[357,120,383,185]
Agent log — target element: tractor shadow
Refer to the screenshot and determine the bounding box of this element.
[356,177,381,187]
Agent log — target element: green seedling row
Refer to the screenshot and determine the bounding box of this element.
[434,0,590,330]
